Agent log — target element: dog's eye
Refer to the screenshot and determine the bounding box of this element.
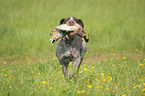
[65,18,70,21]
[73,18,78,22]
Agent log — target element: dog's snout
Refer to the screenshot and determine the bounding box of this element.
[68,20,75,26]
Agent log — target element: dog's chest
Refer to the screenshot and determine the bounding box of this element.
[56,35,82,60]
[65,47,79,56]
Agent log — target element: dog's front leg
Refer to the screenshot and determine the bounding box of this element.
[62,63,69,78]
[60,60,70,80]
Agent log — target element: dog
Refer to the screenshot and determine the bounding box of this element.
[56,17,87,80]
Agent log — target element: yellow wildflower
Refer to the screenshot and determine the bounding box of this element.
[9,86,12,88]
[81,90,85,93]
[69,79,72,81]
[45,59,47,62]
[122,94,126,96]
[42,81,46,84]
[91,66,95,69]
[59,71,62,73]
[4,62,6,64]
[143,43,144,47]
[87,82,89,85]
[98,61,100,64]
[142,88,145,92]
[27,62,29,65]
[77,91,81,94]
[60,65,62,67]
[103,79,107,82]
[133,86,137,89]
[38,73,40,75]
[142,83,145,86]
[141,52,143,54]
[95,78,97,80]
[122,50,124,53]
[83,64,86,66]
[50,66,52,69]
[110,77,113,80]
[139,64,143,67]
[122,57,126,60]
[96,86,99,88]
[136,49,138,51]
[65,76,68,79]
[50,87,53,90]
[53,57,55,60]
[88,85,92,88]
[104,58,106,61]
[9,75,11,77]
[5,74,7,76]
[101,73,104,76]
[84,68,87,71]
[113,53,115,56]
[106,88,109,90]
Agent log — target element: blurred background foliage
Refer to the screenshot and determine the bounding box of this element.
[0,0,144,60]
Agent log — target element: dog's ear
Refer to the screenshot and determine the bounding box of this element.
[59,18,65,25]
[77,19,84,28]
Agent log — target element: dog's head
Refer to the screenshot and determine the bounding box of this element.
[59,17,84,28]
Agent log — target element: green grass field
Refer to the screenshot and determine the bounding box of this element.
[0,0,145,95]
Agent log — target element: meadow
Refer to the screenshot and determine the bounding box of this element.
[0,0,145,95]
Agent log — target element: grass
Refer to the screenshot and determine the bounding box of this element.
[0,0,145,95]
[0,51,145,96]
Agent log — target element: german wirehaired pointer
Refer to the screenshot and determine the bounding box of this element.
[55,17,88,80]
